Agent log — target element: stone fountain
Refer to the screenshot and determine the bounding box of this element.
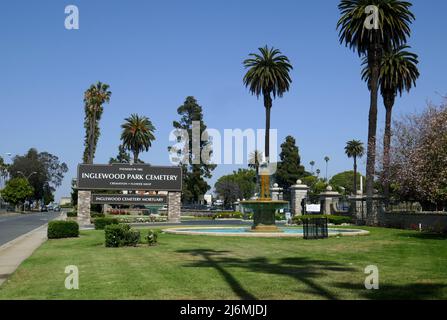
[241,163,288,232]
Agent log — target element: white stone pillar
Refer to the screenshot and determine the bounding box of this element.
[168,192,181,223]
[77,190,91,226]
[319,186,341,215]
[290,180,309,216]
[270,183,283,201]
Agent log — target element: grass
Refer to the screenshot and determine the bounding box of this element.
[0,226,446,300]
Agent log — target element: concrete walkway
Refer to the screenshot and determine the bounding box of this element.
[0,214,62,286]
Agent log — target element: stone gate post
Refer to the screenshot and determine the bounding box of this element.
[168,192,181,223]
[290,180,309,216]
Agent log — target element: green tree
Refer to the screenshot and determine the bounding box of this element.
[8,149,68,202]
[361,45,419,200]
[109,145,131,164]
[121,114,156,163]
[83,82,112,164]
[330,171,365,195]
[275,136,306,192]
[345,140,365,195]
[215,169,256,208]
[337,0,415,223]
[171,97,216,203]
[243,46,293,162]
[1,178,34,208]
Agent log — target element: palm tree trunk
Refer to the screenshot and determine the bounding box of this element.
[366,41,381,226]
[88,107,97,164]
[353,156,357,196]
[383,92,395,203]
[263,94,272,161]
[133,151,139,164]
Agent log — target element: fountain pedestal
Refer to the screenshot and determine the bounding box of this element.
[241,200,288,232]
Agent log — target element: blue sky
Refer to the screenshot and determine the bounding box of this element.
[1,0,446,201]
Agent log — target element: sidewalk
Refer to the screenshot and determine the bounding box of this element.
[0,214,63,286]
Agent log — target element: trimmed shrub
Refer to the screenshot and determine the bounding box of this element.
[213,212,243,220]
[66,211,78,218]
[48,221,79,239]
[146,230,158,246]
[292,215,353,226]
[94,217,119,230]
[104,224,140,247]
[91,212,105,219]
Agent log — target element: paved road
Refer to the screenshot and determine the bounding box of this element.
[0,212,60,246]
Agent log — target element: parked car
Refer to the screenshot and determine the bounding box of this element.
[40,205,48,212]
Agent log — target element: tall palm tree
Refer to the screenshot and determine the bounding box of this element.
[337,0,415,223]
[316,169,321,178]
[345,140,365,195]
[361,45,419,200]
[310,161,315,174]
[83,82,112,164]
[243,46,293,162]
[324,156,330,181]
[121,114,156,163]
[248,150,263,177]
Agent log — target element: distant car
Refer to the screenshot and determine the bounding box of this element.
[40,205,48,212]
[47,205,54,211]
[53,206,61,212]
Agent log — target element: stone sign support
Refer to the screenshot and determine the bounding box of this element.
[290,180,309,216]
[319,186,341,215]
[167,192,181,223]
[77,190,91,226]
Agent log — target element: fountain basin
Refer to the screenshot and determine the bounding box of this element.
[240,200,288,232]
[163,227,370,238]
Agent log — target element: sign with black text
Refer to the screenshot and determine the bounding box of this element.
[91,194,167,205]
[77,164,182,191]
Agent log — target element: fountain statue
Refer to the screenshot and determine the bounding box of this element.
[241,162,288,232]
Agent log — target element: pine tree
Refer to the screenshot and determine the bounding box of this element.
[275,136,306,192]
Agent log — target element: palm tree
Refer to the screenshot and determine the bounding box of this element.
[361,45,419,200]
[243,46,293,163]
[248,150,263,178]
[121,114,156,163]
[324,156,330,181]
[316,169,321,178]
[345,140,365,195]
[310,161,315,174]
[337,0,415,222]
[83,82,112,164]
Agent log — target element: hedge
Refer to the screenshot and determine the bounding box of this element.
[66,211,77,218]
[48,221,79,239]
[292,215,353,225]
[94,217,119,230]
[213,212,243,219]
[104,224,140,247]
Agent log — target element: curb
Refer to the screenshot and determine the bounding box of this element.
[0,224,48,252]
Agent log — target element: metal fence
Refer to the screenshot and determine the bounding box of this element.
[303,218,328,240]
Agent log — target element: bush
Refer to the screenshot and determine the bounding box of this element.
[66,211,77,218]
[48,221,79,239]
[146,230,158,246]
[213,212,243,220]
[91,212,105,219]
[104,224,140,247]
[94,217,119,230]
[292,215,353,225]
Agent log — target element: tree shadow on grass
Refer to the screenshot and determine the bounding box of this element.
[334,282,447,300]
[177,249,356,300]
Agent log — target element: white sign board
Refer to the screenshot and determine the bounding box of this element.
[306,204,321,213]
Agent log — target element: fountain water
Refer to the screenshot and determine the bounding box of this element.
[241,166,288,232]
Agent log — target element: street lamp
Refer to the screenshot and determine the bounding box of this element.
[17,171,37,182]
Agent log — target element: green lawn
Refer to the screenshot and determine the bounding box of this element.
[0,226,446,300]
